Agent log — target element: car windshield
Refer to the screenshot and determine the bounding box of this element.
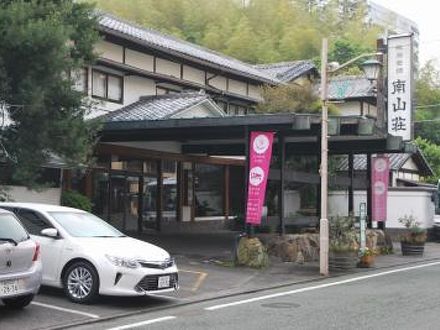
[49,212,125,238]
[0,213,29,244]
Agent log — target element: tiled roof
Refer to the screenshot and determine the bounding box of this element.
[336,149,433,177]
[328,75,374,100]
[102,93,219,122]
[253,60,317,83]
[98,13,279,84]
[337,153,410,171]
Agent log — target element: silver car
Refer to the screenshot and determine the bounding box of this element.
[0,208,42,308]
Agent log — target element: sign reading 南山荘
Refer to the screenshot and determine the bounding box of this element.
[387,34,414,141]
[245,131,274,225]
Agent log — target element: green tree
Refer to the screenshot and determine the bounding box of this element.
[0,0,100,187]
[415,137,440,184]
[256,82,339,114]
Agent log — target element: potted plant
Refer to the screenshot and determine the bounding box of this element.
[398,215,427,256]
[329,215,359,269]
[358,247,376,268]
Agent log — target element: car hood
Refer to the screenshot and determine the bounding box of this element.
[74,236,170,261]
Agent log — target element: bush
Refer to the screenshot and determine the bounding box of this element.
[61,190,92,212]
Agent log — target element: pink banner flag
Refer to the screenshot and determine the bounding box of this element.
[371,155,389,222]
[246,131,275,225]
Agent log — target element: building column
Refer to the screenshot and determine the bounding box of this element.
[366,154,372,229]
[156,160,163,232]
[348,153,354,215]
[278,134,286,235]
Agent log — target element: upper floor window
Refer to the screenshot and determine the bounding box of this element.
[72,68,88,93]
[92,69,123,103]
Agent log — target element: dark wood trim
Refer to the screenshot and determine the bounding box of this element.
[246,82,249,97]
[348,153,354,215]
[98,30,276,86]
[176,161,183,222]
[122,46,126,64]
[138,176,143,233]
[180,63,184,80]
[279,134,285,234]
[367,154,372,229]
[96,58,261,104]
[153,56,157,73]
[226,77,229,92]
[244,126,250,232]
[224,165,230,221]
[191,162,195,222]
[97,144,245,167]
[156,160,163,231]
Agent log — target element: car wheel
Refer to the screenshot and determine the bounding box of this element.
[3,294,34,309]
[63,261,99,304]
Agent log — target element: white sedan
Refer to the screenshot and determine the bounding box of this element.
[0,203,178,304]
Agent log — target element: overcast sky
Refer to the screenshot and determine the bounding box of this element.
[372,0,440,66]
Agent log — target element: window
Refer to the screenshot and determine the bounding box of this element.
[72,68,88,93]
[16,210,54,236]
[0,213,29,243]
[92,69,123,103]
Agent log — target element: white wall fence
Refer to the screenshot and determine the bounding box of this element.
[329,187,436,229]
[2,186,61,205]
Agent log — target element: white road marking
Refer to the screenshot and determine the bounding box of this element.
[31,301,100,319]
[106,316,176,330]
[205,261,440,311]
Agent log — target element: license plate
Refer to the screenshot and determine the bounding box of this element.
[157,276,170,289]
[0,280,19,295]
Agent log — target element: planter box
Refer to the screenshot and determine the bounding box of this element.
[401,241,425,256]
[358,255,375,268]
[329,251,358,269]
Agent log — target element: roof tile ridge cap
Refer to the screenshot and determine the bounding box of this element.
[254,60,312,68]
[99,13,276,81]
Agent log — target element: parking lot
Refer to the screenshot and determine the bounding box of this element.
[0,256,211,330]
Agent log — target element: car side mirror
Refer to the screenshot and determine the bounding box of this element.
[40,228,59,239]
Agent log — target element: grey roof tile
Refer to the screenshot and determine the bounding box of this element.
[337,153,411,171]
[254,60,317,82]
[101,93,217,122]
[98,13,279,84]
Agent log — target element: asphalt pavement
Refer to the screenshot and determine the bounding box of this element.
[2,234,440,330]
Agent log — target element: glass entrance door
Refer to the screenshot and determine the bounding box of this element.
[142,175,158,231]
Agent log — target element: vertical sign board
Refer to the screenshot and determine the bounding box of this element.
[359,202,367,251]
[371,155,389,222]
[387,34,414,141]
[246,131,274,225]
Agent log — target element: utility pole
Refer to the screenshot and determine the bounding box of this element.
[319,38,329,277]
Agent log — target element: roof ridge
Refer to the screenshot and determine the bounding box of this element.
[253,60,312,68]
[139,92,207,101]
[98,12,278,83]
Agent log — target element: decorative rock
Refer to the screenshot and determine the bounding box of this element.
[236,237,269,268]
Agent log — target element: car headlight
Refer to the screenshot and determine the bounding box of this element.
[105,255,140,269]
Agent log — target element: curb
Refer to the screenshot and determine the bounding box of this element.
[42,256,440,330]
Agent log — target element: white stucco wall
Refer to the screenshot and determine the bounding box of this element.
[124,76,156,105]
[208,75,227,90]
[329,189,435,229]
[156,58,181,78]
[95,40,123,63]
[228,79,247,96]
[248,84,263,100]
[5,186,61,205]
[182,65,205,85]
[124,48,154,71]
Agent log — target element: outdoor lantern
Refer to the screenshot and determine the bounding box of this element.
[362,59,382,81]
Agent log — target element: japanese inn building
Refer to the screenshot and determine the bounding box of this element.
[4,13,434,233]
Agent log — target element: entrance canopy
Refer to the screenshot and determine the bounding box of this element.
[101,113,405,156]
